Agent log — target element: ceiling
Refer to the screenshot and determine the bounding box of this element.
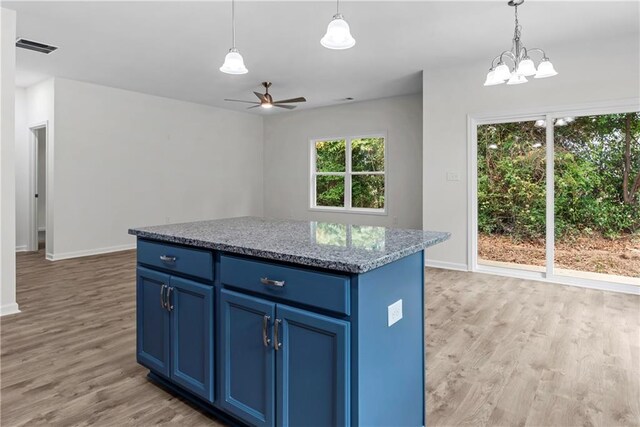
[5,1,639,114]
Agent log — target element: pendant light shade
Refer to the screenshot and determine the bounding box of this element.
[484,70,504,86]
[220,0,248,75]
[494,63,512,81]
[321,13,356,49]
[516,57,536,76]
[534,58,558,78]
[220,48,248,74]
[506,73,528,85]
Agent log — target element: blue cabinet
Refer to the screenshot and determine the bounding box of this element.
[220,290,276,427]
[137,267,171,377]
[220,289,350,427]
[136,238,426,426]
[170,276,214,402]
[136,267,214,403]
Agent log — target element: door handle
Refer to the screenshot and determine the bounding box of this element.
[260,277,285,288]
[160,284,167,308]
[166,287,174,312]
[262,315,271,347]
[274,319,282,351]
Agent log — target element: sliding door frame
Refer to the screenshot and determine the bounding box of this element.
[468,98,640,294]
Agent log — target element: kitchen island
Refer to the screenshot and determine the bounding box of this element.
[128,217,449,427]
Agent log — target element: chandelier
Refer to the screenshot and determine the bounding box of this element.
[484,0,557,86]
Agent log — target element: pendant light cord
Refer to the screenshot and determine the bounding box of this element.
[337,0,340,14]
[231,0,236,48]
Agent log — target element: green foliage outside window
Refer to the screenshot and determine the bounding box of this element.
[478,113,640,241]
[314,137,385,210]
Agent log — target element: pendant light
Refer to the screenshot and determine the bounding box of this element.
[484,0,557,86]
[220,0,248,75]
[321,0,356,50]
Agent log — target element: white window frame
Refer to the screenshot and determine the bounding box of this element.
[309,133,388,215]
[468,98,640,295]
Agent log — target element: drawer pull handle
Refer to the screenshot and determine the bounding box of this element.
[262,315,271,347]
[159,255,176,263]
[260,277,285,288]
[274,319,282,351]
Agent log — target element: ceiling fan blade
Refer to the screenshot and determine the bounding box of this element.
[247,105,262,109]
[253,91,267,102]
[224,99,260,105]
[274,104,297,110]
[273,97,307,104]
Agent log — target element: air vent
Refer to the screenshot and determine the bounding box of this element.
[15,38,58,54]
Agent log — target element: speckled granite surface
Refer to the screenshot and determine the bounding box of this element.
[128,217,450,273]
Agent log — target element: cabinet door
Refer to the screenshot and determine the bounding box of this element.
[136,267,171,377]
[169,276,214,402]
[276,305,350,427]
[220,289,276,427]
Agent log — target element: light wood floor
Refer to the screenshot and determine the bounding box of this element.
[1,250,638,426]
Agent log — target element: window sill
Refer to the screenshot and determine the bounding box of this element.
[308,207,388,216]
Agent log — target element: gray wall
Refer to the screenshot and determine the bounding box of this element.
[263,94,423,229]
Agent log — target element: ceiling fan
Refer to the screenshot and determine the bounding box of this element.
[224,82,307,110]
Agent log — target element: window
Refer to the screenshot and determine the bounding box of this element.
[310,135,386,213]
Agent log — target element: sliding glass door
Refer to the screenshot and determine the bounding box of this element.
[473,107,639,287]
[476,119,546,273]
[553,112,640,284]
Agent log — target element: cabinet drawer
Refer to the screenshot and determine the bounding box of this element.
[137,240,214,282]
[220,255,350,315]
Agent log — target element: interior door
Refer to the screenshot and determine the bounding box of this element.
[136,267,171,377]
[169,276,214,402]
[276,304,350,427]
[220,289,276,427]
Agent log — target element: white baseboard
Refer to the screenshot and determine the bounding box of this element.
[15,245,28,252]
[47,243,136,261]
[425,259,469,272]
[0,302,21,317]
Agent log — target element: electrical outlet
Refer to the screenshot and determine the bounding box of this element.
[388,299,403,327]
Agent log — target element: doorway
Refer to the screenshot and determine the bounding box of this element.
[29,125,47,254]
[470,104,640,292]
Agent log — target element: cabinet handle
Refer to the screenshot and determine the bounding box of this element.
[274,319,282,351]
[262,315,271,347]
[166,287,174,312]
[160,284,167,308]
[260,277,285,288]
[159,255,176,263]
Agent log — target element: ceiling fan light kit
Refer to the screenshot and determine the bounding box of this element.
[484,0,557,87]
[321,0,356,50]
[220,0,248,75]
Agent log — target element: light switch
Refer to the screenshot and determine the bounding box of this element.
[446,171,460,181]
[388,299,403,327]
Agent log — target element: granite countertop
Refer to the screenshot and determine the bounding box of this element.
[128,217,450,274]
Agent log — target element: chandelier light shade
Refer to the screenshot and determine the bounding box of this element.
[484,0,557,87]
[321,0,356,49]
[220,0,248,75]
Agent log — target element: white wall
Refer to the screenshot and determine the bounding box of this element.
[48,78,264,259]
[14,87,29,251]
[1,8,20,316]
[263,94,423,229]
[423,34,640,269]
